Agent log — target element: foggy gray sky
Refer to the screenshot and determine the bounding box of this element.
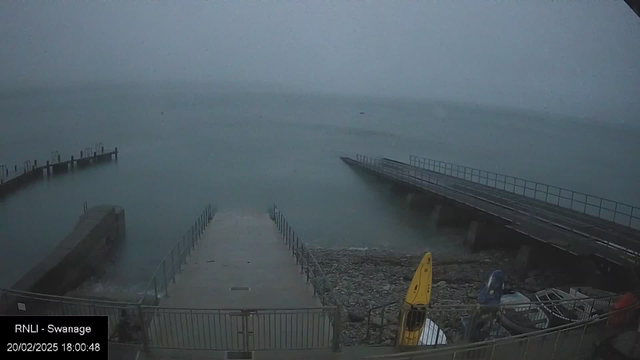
[1,1,639,122]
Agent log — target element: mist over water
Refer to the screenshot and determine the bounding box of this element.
[1,85,639,293]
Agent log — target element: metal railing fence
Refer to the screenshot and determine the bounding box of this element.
[364,290,631,347]
[354,154,640,262]
[271,204,342,351]
[271,204,337,307]
[140,204,215,305]
[0,288,145,345]
[142,306,338,351]
[363,302,640,360]
[365,301,401,344]
[0,288,341,352]
[409,155,640,230]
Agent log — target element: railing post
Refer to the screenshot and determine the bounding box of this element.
[177,242,182,273]
[323,276,327,302]
[306,250,310,282]
[162,261,169,298]
[153,277,159,304]
[466,305,479,342]
[574,322,589,358]
[378,306,386,344]
[170,249,176,283]
[289,227,293,249]
[332,305,342,352]
[137,304,149,351]
[301,246,305,274]
[549,329,562,359]
[191,227,195,251]
[286,221,290,244]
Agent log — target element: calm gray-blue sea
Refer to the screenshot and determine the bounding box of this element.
[1,84,638,294]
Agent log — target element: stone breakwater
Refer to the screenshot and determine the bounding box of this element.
[312,248,603,346]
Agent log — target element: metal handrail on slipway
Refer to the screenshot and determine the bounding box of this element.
[270,204,337,307]
[409,155,640,230]
[270,205,344,350]
[139,204,215,305]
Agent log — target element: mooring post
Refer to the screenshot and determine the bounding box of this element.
[162,261,169,298]
[136,304,150,351]
[332,305,342,352]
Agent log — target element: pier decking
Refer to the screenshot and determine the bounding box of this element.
[0,145,118,197]
[342,155,640,269]
[145,210,334,352]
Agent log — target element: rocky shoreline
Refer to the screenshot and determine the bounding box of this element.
[312,247,604,346]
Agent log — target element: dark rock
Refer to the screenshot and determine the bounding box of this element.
[348,313,365,322]
[402,274,413,281]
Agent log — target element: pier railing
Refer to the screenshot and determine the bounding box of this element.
[365,289,632,346]
[353,154,640,263]
[141,306,338,351]
[1,280,634,355]
[271,204,337,307]
[0,144,119,197]
[0,288,341,352]
[409,155,640,230]
[140,204,215,305]
[271,204,342,352]
[0,288,142,344]
[364,301,640,360]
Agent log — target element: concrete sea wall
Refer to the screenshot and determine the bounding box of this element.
[11,205,126,296]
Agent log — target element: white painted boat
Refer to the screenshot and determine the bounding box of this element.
[418,318,447,345]
[534,288,581,326]
[499,291,550,334]
[569,287,618,318]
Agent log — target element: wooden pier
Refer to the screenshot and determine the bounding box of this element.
[0,144,118,197]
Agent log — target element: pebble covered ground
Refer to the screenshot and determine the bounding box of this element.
[312,247,604,346]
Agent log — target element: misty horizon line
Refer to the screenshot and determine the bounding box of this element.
[1,79,637,129]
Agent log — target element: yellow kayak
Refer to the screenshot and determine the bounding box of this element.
[398,252,432,346]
